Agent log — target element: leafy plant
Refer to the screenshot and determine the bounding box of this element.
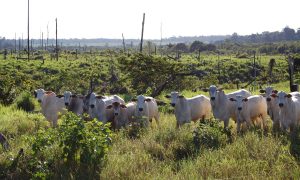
[193,119,232,150]
[15,92,35,112]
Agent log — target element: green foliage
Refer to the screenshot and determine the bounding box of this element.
[0,105,48,138]
[193,119,231,150]
[14,92,35,112]
[0,75,17,105]
[1,112,112,179]
[118,53,186,96]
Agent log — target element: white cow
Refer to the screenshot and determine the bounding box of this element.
[106,101,136,129]
[165,92,211,127]
[134,95,159,127]
[203,85,251,128]
[34,89,65,126]
[88,93,125,123]
[230,95,268,132]
[260,87,280,130]
[272,91,300,132]
[60,91,84,115]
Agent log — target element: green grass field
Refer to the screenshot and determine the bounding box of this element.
[0,51,300,178]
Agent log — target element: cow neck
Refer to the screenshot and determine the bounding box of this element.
[177,97,188,109]
[213,91,227,108]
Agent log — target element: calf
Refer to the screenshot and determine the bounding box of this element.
[203,85,251,128]
[60,91,84,115]
[134,95,159,127]
[165,92,211,127]
[34,89,65,126]
[260,87,280,130]
[230,95,268,132]
[272,91,300,132]
[106,102,137,129]
[88,93,125,123]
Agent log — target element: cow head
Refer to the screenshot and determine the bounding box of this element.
[273,91,292,108]
[260,86,277,102]
[136,95,152,112]
[165,91,183,107]
[62,91,72,106]
[89,93,105,109]
[229,95,248,111]
[106,101,127,116]
[206,85,223,101]
[34,89,45,103]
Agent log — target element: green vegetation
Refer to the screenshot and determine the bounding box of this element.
[0,50,300,178]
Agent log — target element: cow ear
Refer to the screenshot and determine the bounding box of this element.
[120,104,127,108]
[243,98,248,102]
[131,98,137,102]
[272,90,278,94]
[271,93,278,98]
[165,95,171,98]
[145,98,152,102]
[96,95,105,99]
[33,91,37,97]
[106,105,113,109]
[286,94,292,98]
[229,97,236,101]
[259,89,266,93]
[178,95,184,98]
[56,94,64,98]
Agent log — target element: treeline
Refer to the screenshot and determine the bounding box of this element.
[229,26,300,43]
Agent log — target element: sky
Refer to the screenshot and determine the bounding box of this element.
[0,0,299,39]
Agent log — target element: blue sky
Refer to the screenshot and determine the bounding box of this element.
[0,0,299,39]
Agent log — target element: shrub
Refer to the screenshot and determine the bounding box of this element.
[193,119,232,150]
[15,92,35,112]
[3,112,112,179]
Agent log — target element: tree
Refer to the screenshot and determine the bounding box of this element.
[189,41,205,52]
[283,26,296,41]
[118,54,206,97]
[173,43,188,52]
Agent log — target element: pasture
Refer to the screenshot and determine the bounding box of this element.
[0,51,300,179]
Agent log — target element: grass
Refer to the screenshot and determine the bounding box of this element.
[0,98,299,178]
[0,51,299,178]
[100,114,300,179]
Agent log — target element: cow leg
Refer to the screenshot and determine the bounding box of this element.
[237,121,241,133]
[201,115,205,122]
[224,119,229,129]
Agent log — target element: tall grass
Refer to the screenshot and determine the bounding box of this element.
[101,114,300,179]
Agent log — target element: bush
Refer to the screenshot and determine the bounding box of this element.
[193,119,232,150]
[15,92,35,112]
[2,112,112,179]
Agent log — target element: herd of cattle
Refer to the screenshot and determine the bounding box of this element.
[34,85,300,133]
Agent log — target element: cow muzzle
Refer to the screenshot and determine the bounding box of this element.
[279,103,283,107]
[171,103,175,107]
[210,97,215,101]
[65,103,69,106]
[90,104,95,108]
[139,108,143,112]
[266,97,271,101]
[238,107,242,111]
[114,113,119,116]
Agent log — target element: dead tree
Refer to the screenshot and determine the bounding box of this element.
[55,18,58,61]
[139,13,145,53]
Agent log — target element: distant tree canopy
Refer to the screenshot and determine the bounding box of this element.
[229,26,300,43]
[173,43,189,52]
[189,41,216,52]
